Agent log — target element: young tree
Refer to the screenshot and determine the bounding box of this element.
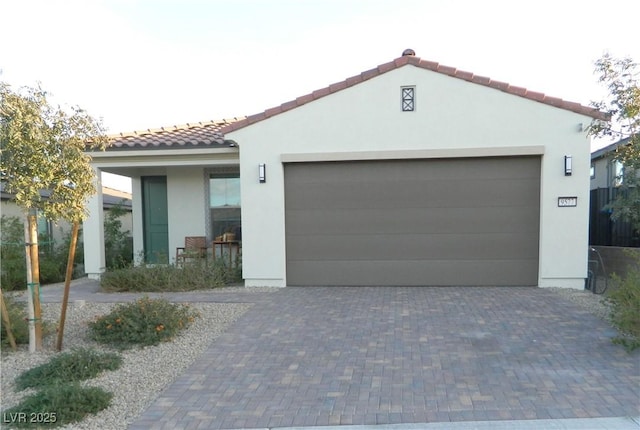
[0,82,107,351]
[589,54,640,230]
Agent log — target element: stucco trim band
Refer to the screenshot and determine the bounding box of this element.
[280,146,545,163]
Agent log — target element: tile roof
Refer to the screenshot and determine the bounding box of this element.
[1,184,131,209]
[106,118,245,150]
[221,54,609,134]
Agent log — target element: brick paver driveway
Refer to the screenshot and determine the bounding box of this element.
[130,287,640,429]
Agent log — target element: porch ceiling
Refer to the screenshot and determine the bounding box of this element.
[92,149,240,176]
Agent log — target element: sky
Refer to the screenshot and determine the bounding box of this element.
[1,0,639,191]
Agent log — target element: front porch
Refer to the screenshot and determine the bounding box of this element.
[83,121,243,279]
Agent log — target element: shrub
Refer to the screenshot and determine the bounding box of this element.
[100,259,235,292]
[608,254,640,351]
[0,295,29,347]
[0,216,78,290]
[38,254,65,286]
[14,348,122,391]
[88,297,199,349]
[104,203,133,270]
[3,384,112,428]
[1,215,28,291]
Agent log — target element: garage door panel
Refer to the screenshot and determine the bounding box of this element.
[284,157,540,286]
[286,206,539,236]
[286,260,539,286]
[291,158,540,183]
[286,178,539,210]
[287,232,539,261]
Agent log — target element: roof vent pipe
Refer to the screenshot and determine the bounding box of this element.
[402,48,416,56]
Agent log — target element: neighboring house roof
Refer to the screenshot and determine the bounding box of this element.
[0,183,131,211]
[105,118,245,151]
[102,187,132,210]
[591,136,632,161]
[221,52,609,135]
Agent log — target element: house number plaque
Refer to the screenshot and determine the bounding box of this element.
[558,197,578,207]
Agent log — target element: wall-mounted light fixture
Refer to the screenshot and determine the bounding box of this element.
[259,163,266,183]
[564,155,572,176]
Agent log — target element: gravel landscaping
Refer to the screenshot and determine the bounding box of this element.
[1,300,252,430]
[546,286,611,321]
[0,287,612,429]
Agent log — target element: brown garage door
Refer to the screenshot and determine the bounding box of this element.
[284,156,540,286]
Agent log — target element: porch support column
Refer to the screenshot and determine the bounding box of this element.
[83,167,106,279]
[131,176,145,265]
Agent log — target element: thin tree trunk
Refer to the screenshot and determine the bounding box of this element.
[56,221,79,351]
[24,221,35,353]
[0,288,18,351]
[28,212,43,350]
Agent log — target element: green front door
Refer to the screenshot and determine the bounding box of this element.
[142,176,169,263]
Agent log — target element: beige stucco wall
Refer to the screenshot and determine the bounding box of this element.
[127,167,204,265]
[167,167,207,262]
[130,167,208,263]
[228,64,594,288]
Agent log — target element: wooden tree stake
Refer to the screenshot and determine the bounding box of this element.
[0,289,18,351]
[56,221,79,351]
[28,213,43,350]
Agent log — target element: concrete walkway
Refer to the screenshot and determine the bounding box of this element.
[29,281,640,429]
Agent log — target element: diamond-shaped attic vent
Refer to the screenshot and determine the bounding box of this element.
[402,87,415,112]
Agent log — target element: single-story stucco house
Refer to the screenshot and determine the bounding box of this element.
[84,50,607,288]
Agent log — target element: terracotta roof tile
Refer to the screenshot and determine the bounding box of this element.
[106,118,244,150]
[361,67,380,81]
[473,75,492,85]
[455,70,475,81]
[296,93,315,106]
[280,100,299,112]
[488,80,510,91]
[221,54,608,135]
[248,112,266,124]
[329,80,348,93]
[526,90,546,102]
[509,85,528,96]
[312,87,332,98]
[346,75,363,87]
[377,62,394,74]
[436,64,457,76]
[264,106,281,118]
[418,59,440,71]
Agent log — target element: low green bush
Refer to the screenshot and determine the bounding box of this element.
[608,258,640,351]
[0,295,29,347]
[100,259,236,292]
[15,348,122,391]
[88,296,199,349]
[3,383,112,428]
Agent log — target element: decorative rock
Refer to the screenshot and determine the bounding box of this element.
[1,302,251,430]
